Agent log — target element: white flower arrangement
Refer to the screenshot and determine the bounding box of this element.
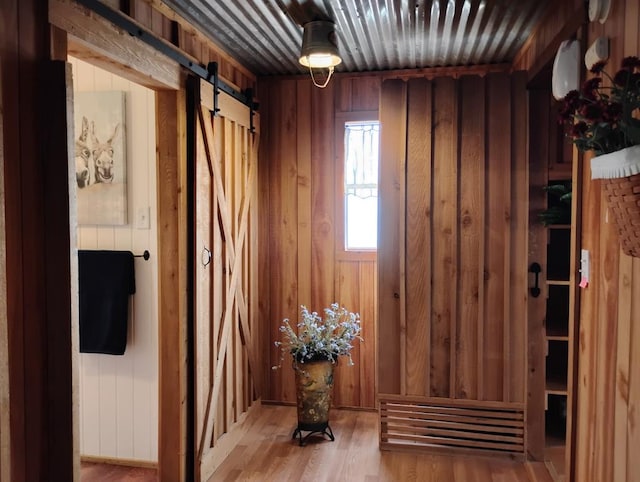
[274,303,362,369]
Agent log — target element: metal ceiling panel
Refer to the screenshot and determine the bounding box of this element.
[163,0,551,76]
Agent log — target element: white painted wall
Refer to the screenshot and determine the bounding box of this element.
[70,57,158,463]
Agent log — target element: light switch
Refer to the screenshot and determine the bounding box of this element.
[136,206,150,229]
[579,249,590,288]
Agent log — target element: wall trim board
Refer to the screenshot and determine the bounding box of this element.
[156,88,188,482]
[0,35,10,482]
[80,455,158,469]
[259,63,512,85]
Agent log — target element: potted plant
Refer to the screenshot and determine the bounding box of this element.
[539,182,572,226]
[558,56,640,256]
[274,303,362,446]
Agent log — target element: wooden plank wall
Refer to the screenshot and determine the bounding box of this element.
[258,75,380,409]
[378,73,529,404]
[515,1,640,480]
[512,0,584,78]
[577,3,640,481]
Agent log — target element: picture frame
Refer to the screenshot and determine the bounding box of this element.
[74,91,127,225]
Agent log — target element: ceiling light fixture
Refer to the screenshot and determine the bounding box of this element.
[298,20,342,88]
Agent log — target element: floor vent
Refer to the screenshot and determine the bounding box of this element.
[379,395,526,458]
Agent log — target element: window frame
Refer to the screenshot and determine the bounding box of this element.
[335,111,379,262]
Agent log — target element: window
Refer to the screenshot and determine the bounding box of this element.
[344,121,380,250]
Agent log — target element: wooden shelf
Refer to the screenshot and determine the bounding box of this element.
[547,224,571,230]
[545,379,568,394]
[546,340,568,397]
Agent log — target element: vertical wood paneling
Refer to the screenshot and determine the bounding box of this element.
[628,264,640,482]
[511,0,583,77]
[525,4,640,479]
[457,75,485,401]
[334,262,361,407]
[526,88,549,461]
[156,87,187,482]
[71,57,159,463]
[615,5,640,479]
[576,148,600,481]
[350,77,381,111]
[431,77,458,398]
[270,80,299,403]
[615,257,632,482]
[594,200,619,481]
[484,73,511,402]
[259,76,379,409]
[378,80,407,396]
[359,261,377,408]
[378,73,528,415]
[297,83,312,309]
[310,84,336,311]
[405,78,432,397]
[577,3,637,480]
[510,72,528,404]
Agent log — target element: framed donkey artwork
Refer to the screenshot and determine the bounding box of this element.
[74,91,127,225]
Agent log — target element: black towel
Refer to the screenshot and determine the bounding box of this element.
[78,250,136,355]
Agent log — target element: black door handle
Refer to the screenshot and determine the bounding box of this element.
[529,262,541,298]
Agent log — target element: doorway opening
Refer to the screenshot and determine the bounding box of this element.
[527,60,582,481]
[69,56,160,474]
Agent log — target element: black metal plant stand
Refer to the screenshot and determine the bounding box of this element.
[292,421,335,446]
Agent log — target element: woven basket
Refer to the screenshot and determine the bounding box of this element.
[602,173,640,257]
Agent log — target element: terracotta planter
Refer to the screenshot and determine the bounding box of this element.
[292,358,336,445]
[591,146,640,257]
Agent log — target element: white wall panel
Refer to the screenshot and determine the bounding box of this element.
[70,57,158,463]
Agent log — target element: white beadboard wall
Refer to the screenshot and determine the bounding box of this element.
[70,57,158,463]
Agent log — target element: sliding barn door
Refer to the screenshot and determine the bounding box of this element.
[378,73,529,457]
[191,79,260,481]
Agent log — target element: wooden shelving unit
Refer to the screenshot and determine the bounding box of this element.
[544,187,572,482]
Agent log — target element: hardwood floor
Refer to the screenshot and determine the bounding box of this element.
[210,404,549,482]
[80,461,157,481]
[79,405,554,481]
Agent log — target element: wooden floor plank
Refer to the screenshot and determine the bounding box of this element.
[80,462,157,481]
[81,404,552,481]
[209,405,544,482]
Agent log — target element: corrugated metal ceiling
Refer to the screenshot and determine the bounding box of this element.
[163,0,551,76]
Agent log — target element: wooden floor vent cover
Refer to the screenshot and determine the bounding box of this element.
[379,396,525,457]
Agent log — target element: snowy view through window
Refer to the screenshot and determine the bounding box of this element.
[344,121,379,250]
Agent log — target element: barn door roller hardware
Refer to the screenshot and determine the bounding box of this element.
[76,0,259,119]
